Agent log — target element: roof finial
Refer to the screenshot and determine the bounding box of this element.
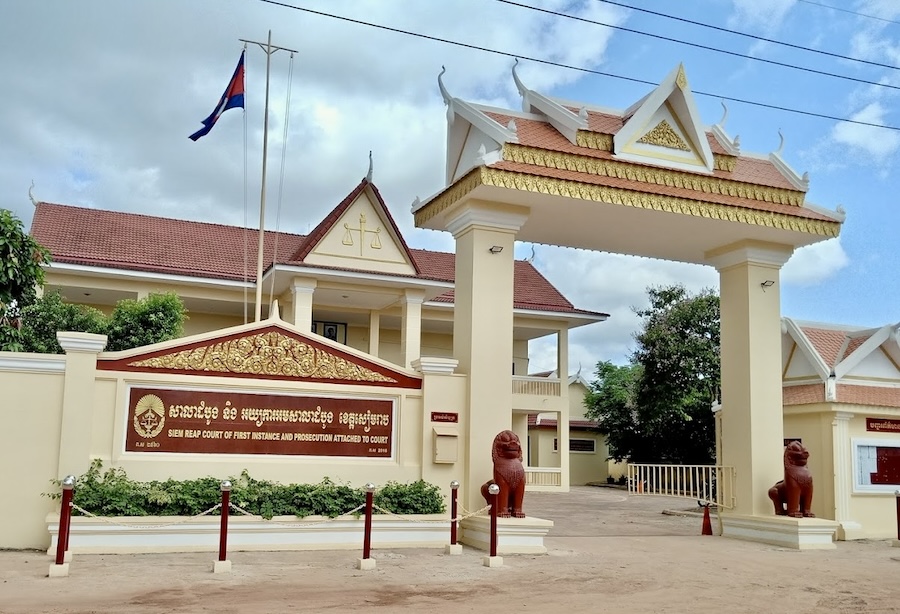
[717,100,728,128]
[28,180,37,207]
[438,65,451,105]
[512,58,527,97]
[775,129,785,155]
[366,150,373,182]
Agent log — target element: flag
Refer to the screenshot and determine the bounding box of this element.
[189,51,245,141]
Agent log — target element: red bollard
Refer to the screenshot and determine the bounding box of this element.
[701,504,713,536]
[54,476,76,566]
[362,483,375,560]
[218,480,231,562]
[895,490,900,541]
[488,483,499,558]
[450,481,459,546]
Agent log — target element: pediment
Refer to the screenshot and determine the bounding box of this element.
[614,64,714,173]
[303,187,417,276]
[98,321,421,389]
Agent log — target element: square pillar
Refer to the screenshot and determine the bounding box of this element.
[556,327,570,489]
[400,289,425,368]
[290,278,317,333]
[707,241,792,516]
[368,311,381,357]
[57,332,107,478]
[447,201,529,509]
[832,411,862,539]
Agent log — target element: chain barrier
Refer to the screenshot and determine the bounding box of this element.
[70,503,222,529]
[372,503,491,523]
[228,502,367,527]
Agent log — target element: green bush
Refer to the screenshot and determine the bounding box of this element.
[48,460,446,519]
[105,292,186,352]
[20,291,107,354]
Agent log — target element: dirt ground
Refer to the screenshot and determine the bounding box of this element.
[2,486,899,614]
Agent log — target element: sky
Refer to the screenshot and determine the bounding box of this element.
[2,0,899,377]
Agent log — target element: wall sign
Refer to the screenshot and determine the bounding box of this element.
[866,418,900,433]
[430,412,458,423]
[126,387,393,458]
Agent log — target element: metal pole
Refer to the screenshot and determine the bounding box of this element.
[450,481,459,545]
[363,483,375,560]
[54,476,75,566]
[488,483,500,558]
[218,480,232,562]
[253,30,273,322]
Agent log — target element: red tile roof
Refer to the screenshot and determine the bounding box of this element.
[30,198,604,317]
[783,384,825,406]
[798,327,848,369]
[784,383,900,409]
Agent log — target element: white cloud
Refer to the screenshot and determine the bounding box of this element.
[782,239,849,286]
[831,102,900,159]
[728,0,796,32]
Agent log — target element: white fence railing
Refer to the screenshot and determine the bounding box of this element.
[627,464,735,509]
[512,376,561,397]
[525,467,562,487]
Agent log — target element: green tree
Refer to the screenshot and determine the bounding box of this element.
[19,291,107,353]
[105,292,187,352]
[632,284,719,464]
[585,284,720,465]
[584,361,643,462]
[0,209,50,351]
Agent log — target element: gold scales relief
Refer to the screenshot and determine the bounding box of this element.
[129,331,397,383]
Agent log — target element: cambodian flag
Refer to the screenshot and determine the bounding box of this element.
[189,51,245,141]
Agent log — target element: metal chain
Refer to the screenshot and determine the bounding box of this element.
[70,503,222,529]
[372,503,491,523]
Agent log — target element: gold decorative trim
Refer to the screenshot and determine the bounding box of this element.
[502,144,805,207]
[638,120,691,151]
[413,166,839,237]
[575,131,613,151]
[129,331,397,383]
[714,154,736,172]
[676,65,688,90]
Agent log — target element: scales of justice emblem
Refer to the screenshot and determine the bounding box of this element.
[133,394,166,439]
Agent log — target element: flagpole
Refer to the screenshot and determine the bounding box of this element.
[240,31,297,322]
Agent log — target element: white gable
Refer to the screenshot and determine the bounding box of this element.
[842,348,900,382]
[783,341,821,382]
[613,64,715,174]
[304,190,416,276]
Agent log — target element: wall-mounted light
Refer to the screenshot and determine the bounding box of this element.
[760,280,775,291]
[488,245,503,254]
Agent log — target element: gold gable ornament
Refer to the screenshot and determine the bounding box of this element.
[638,120,691,151]
[342,213,382,255]
[129,331,397,383]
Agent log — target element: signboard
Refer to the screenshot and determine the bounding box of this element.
[430,412,458,423]
[126,387,393,458]
[866,418,900,433]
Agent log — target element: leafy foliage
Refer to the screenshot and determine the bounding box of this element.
[0,209,50,351]
[19,291,107,353]
[47,460,446,519]
[586,284,719,464]
[105,292,186,352]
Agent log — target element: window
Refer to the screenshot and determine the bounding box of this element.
[312,321,347,344]
[552,438,558,452]
[570,438,596,453]
[852,438,900,493]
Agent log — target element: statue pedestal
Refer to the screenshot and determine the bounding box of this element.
[720,514,839,549]
[459,516,553,554]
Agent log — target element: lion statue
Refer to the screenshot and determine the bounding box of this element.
[481,430,526,518]
[768,441,814,518]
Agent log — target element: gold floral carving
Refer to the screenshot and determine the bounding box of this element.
[413,168,481,226]
[637,120,691,151]
[501,144,805,207]
[128,331,397,383]
[413,166,840,238]
[575,131,613,151]
[714,154,737,172]
[676,66,688,90]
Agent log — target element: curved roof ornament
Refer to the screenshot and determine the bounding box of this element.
[511,58,527,98]
[717,100,728,128]
[28,180,37,207]
[366,150,373,183]
[775,129,785,156]
[437,65,452,106]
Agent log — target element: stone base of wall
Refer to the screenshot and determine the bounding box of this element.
[459,515,554,554]
[720,513,839,550]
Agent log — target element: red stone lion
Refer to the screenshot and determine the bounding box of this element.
[481,430,526,518]
[768,441,814,518]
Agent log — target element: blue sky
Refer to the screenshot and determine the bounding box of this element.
[1,1,897,374]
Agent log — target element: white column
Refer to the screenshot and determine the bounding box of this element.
[57,332,108,478]
[400,289,425,368]
[706,241,792,516]
[368,311,381,357]
[290,278,316,332]
[832,411,862,539]
[557,326,570,490]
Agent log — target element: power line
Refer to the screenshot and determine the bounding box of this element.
[797,0,900,26]
[256,0,900,132]
[593,0,899,72]
[497,0,900,92]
